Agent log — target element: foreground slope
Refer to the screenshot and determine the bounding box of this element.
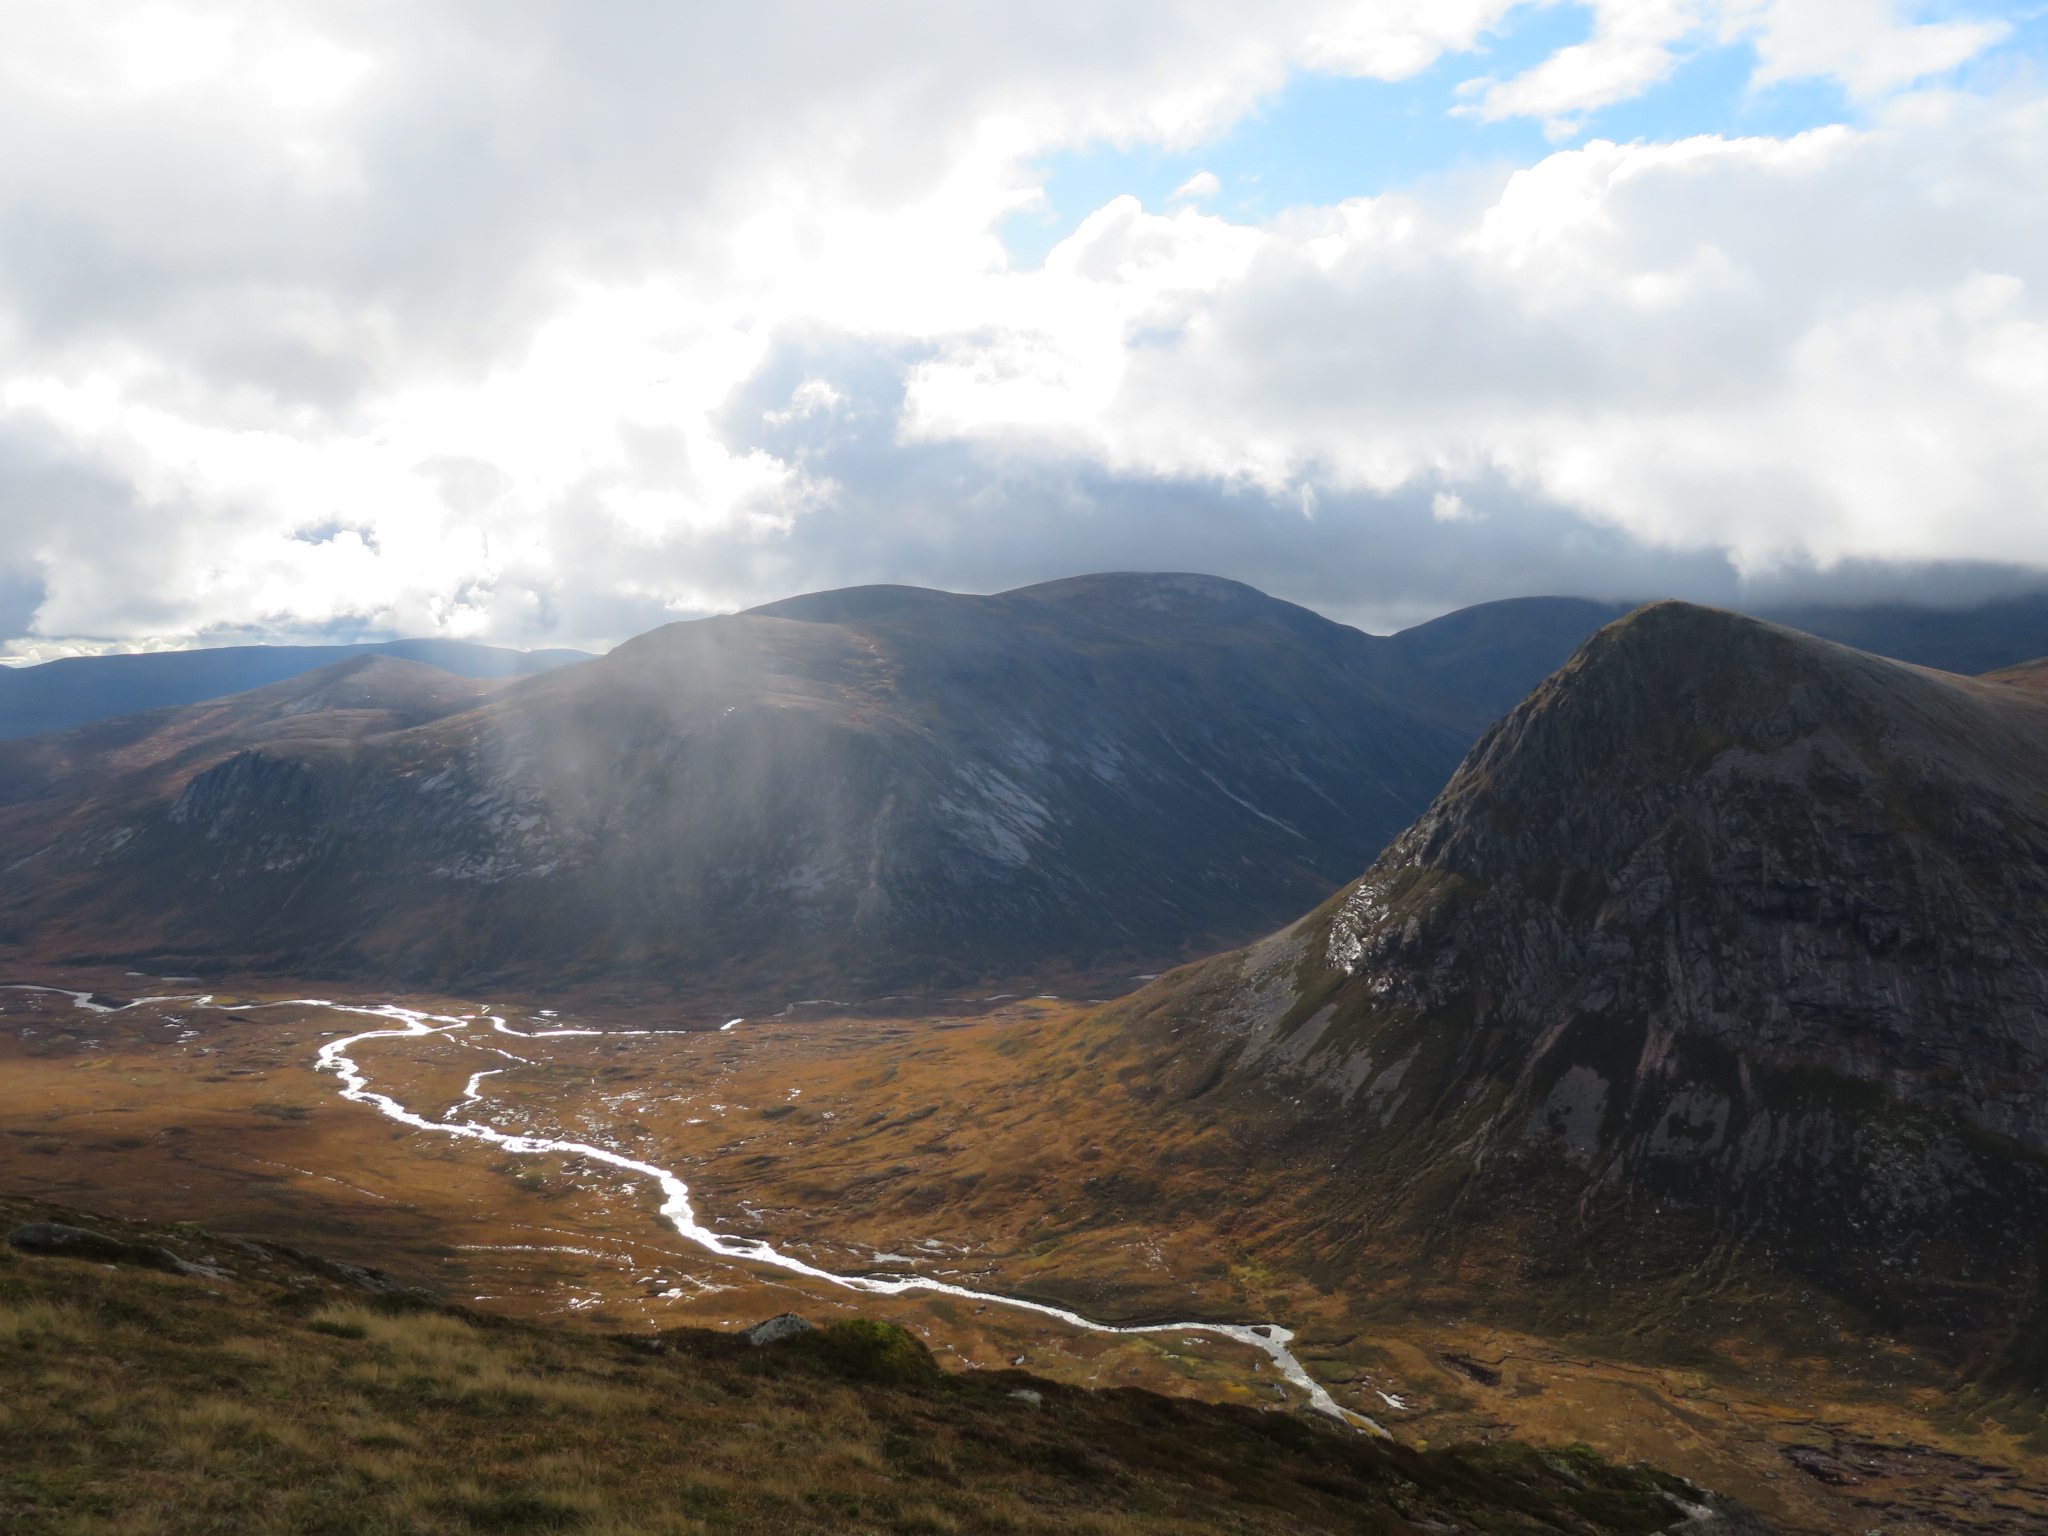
[0,574,1469,1000]
[1092,603,2048,1377]
[0,1196,1763,1536]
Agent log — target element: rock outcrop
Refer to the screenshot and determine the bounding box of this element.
[5,1220,226,1278]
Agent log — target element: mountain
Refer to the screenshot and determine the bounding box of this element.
[1376,596,1632,732]
[1086,603,2048,1380]
[10,575,2048,1005]
[0,653,497,810]
[0,656,502,972]
[4,583,2044,750]
[1371,589,2048,735]
[1761,589,2048,677]
[0,574,1474,1000]
[0,637,591,740]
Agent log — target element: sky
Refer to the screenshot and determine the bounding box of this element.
[0,0,2045,657]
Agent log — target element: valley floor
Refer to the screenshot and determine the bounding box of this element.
[3,971,2045,1534]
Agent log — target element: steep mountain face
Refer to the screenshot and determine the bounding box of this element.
[1098,604,2048,1376]
[0,574,1471,1000]
[0,638,590,741]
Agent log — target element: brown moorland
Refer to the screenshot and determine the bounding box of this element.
[0,978,2041,1533]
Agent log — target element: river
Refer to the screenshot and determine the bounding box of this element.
[17,986,1388,1431]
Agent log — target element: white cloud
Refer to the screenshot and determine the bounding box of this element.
[1459,0,2010,134]
[1459,0,1708,132]
[903,93,2048,578]
[0,0,2035,653]
[1745,0,2011,98]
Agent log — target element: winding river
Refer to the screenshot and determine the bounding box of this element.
[16,986,1385,1431]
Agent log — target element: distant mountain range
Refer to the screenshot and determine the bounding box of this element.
[0,638,590,740]
[4,575,2048,1005]
[1088,603,2048,1378]
[9,586,2048,744]
[1374,587,2048,726]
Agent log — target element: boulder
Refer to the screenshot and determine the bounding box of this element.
[743,1312,816,1347]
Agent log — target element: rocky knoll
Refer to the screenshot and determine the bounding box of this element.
[1103,603,2048,1377]
[0,573,1469,1001]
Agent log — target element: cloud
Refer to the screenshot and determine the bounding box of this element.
[1458,0,2011,134]
[1459,0,1707,131]
[902,93,2048,580]
[1746,0,2011,98]
[0,0,2036,655]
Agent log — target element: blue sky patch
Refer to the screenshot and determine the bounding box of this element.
[1001,0,2043,267]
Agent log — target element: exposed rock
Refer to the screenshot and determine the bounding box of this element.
[1658,1490,1776,1534]
[743,1312,816,1346]
[5,1220,227,1279]
[329,1261,430,1299]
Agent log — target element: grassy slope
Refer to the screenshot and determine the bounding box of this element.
[0,1196,1751,1536]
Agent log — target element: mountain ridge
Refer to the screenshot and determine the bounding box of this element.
[10,578,2048,1012]
[0,654,498,809]
[0,574,1470,1002]
[0,637,591,741]
[11,579,2048,749]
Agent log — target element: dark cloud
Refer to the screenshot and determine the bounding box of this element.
[704,328,2047,634]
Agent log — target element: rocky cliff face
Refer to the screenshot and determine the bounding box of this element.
[0,574,1469,1002]
[1103,604,2048,1375]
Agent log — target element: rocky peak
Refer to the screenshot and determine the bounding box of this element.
[1326,601,2048,1149]
[1106,603,2048,1373]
